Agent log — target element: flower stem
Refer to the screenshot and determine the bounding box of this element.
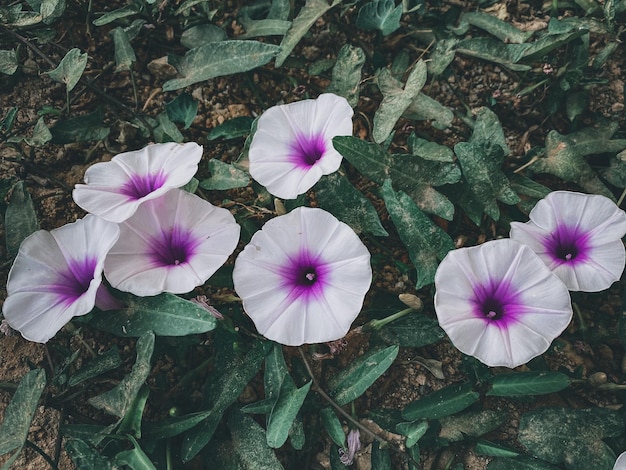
[363,308,415,331]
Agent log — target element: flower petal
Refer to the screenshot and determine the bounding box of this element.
[248,93,353,199]
[233,207,371,346]
[104,189,240,296]
[73,142,202,222]
[435,239,572,368]
[3,215,120,343]
[614,452,626,470]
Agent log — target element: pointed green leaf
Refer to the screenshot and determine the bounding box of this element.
[326,44,366,107]
[396,420,428,448]
[381,180,454,289]
[200,159,250,190]
[520,27,588,62]
[530,124,626,199]
[488,456,560,470]
[356,0,403,35]
[93,4,140,26]
[487,371,570,397]
[1,107,18,133]
[239,18,292,39]
[144,410,213,440]
[264,343,292,401]
[439,410,507,442]
[455,37,530,70]
[0,368,46,465]
[455,12,533,44]
[374,312,445,347]
[181,24,227,49]
[24,117,52,147]
[0,49,18,75]
[320,408,346,448]
[154,112,184,143]
[165,93,198,129]
[87,292,217,337]
[110,27,136,72]
[403,92,454,129]
[373,61,427,143]
[518,407,623,470]
[46,48,87,92]
[69,347,122,387]
[65,439,114,470]
[114,438,156,470]
[408,133,454,162]
[475,440,520,458]
[227,409,283,470]
[266,380,311,448]
[181,341,269,462]
[163,41,280,91]
[50,107,110,144]
[241,398,275,415]
[508,173,551,200]
[275,0,343,67]
[5,181,39,258]
[402,382,479,421]
[207,116,255,141]
[315,172,388,236]
[329,345,399,406]
[371,441,392,470]
[333,136,460,220]
[88,332,155,418]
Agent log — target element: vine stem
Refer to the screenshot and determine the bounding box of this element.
[297,347,421,468]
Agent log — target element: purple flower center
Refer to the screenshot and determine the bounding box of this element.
[54,256,98,306]
[289,133,326,168]
[543,224,590,265]
[149,226,199,267]
[119,171,167,200]
[471,279,524,328]
[280,250,329,301]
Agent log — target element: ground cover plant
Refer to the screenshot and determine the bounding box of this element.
[1,0,626,468]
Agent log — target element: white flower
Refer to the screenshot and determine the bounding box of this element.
[73,142,202,223]
[510,191,626,292]
[248,93,353,199]
[434,239,572,368]
[233,207,371,346]
[3,215,120,343]
[614,452,626,470]
[104,188,240,296]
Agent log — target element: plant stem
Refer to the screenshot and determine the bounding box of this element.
[363,308,415,331]
[25,440,59,470]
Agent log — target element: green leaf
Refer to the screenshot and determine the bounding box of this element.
[488,456,560,470]
[315,172,388,236]
[329,345,399,406]
[396,420,428,448]
[5,181,39,258]
[371,441,392,470]
[453,12,533,44]
[0,369,46,466]
[373,61,427,143]
[93,4,140,26]
[487,371,570,397]
[0,49,18,75]
[408,133,454,162]
[24,117,52,146]
[356,0,402,35]
[239,17,291,39]
[266,380,311,448]
[65,439,114,470]
[600,152,626,188]
[88,332,155,418]
[455,37,530,70]
[403,93,454,130]
[114,438,156,470]
[530,124,626,199]
[475,440,520,458]
[50,107,110,144]
[373,312,445,347]
[427,38,458,76]
[227,409,283,470]
[1,107,18,133]
[264,342,292,401]
[520,27,588,62]
[200,159,250,190]
[165,93,198,129]
[518,407,623,470]
[144,410,213,440]
[439,410,507,442]
[87,292,217,337]
[402,382,479,421]
[275,0,343,67]
[326,44,366,107]
[40,0,66,23]
[118,385,149,438]
[381,180,455,289]
[320,408,346,448]
[110,27,136,72]
[333,136,460,220]
[181,341,269,462]
[207,116,255,141]
[46,47,87,92]
[154,112,184,143]
[241,398,275,415]
[508,173,551,200]
[68,347,122,387]
[181,24,227,49]
[163,40,280,91]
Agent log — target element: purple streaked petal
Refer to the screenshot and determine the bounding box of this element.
[104,188,240,296]
[435,239,572,368]
[73,142,202,223]
[3,215,119,343]
[233,207,372,346]
[248,93,353,199]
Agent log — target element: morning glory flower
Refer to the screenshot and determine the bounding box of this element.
[233,207,372,346]
[510,191,626,292]
[104,188,240,296]
[434,239,572,368]
[339,429,361,466]
[73,142,202,223]
[3,215,120,343]
[248,93,353,199]
[614,452,626,470]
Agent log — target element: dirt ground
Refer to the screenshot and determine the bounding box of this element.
[1,1,625,469]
